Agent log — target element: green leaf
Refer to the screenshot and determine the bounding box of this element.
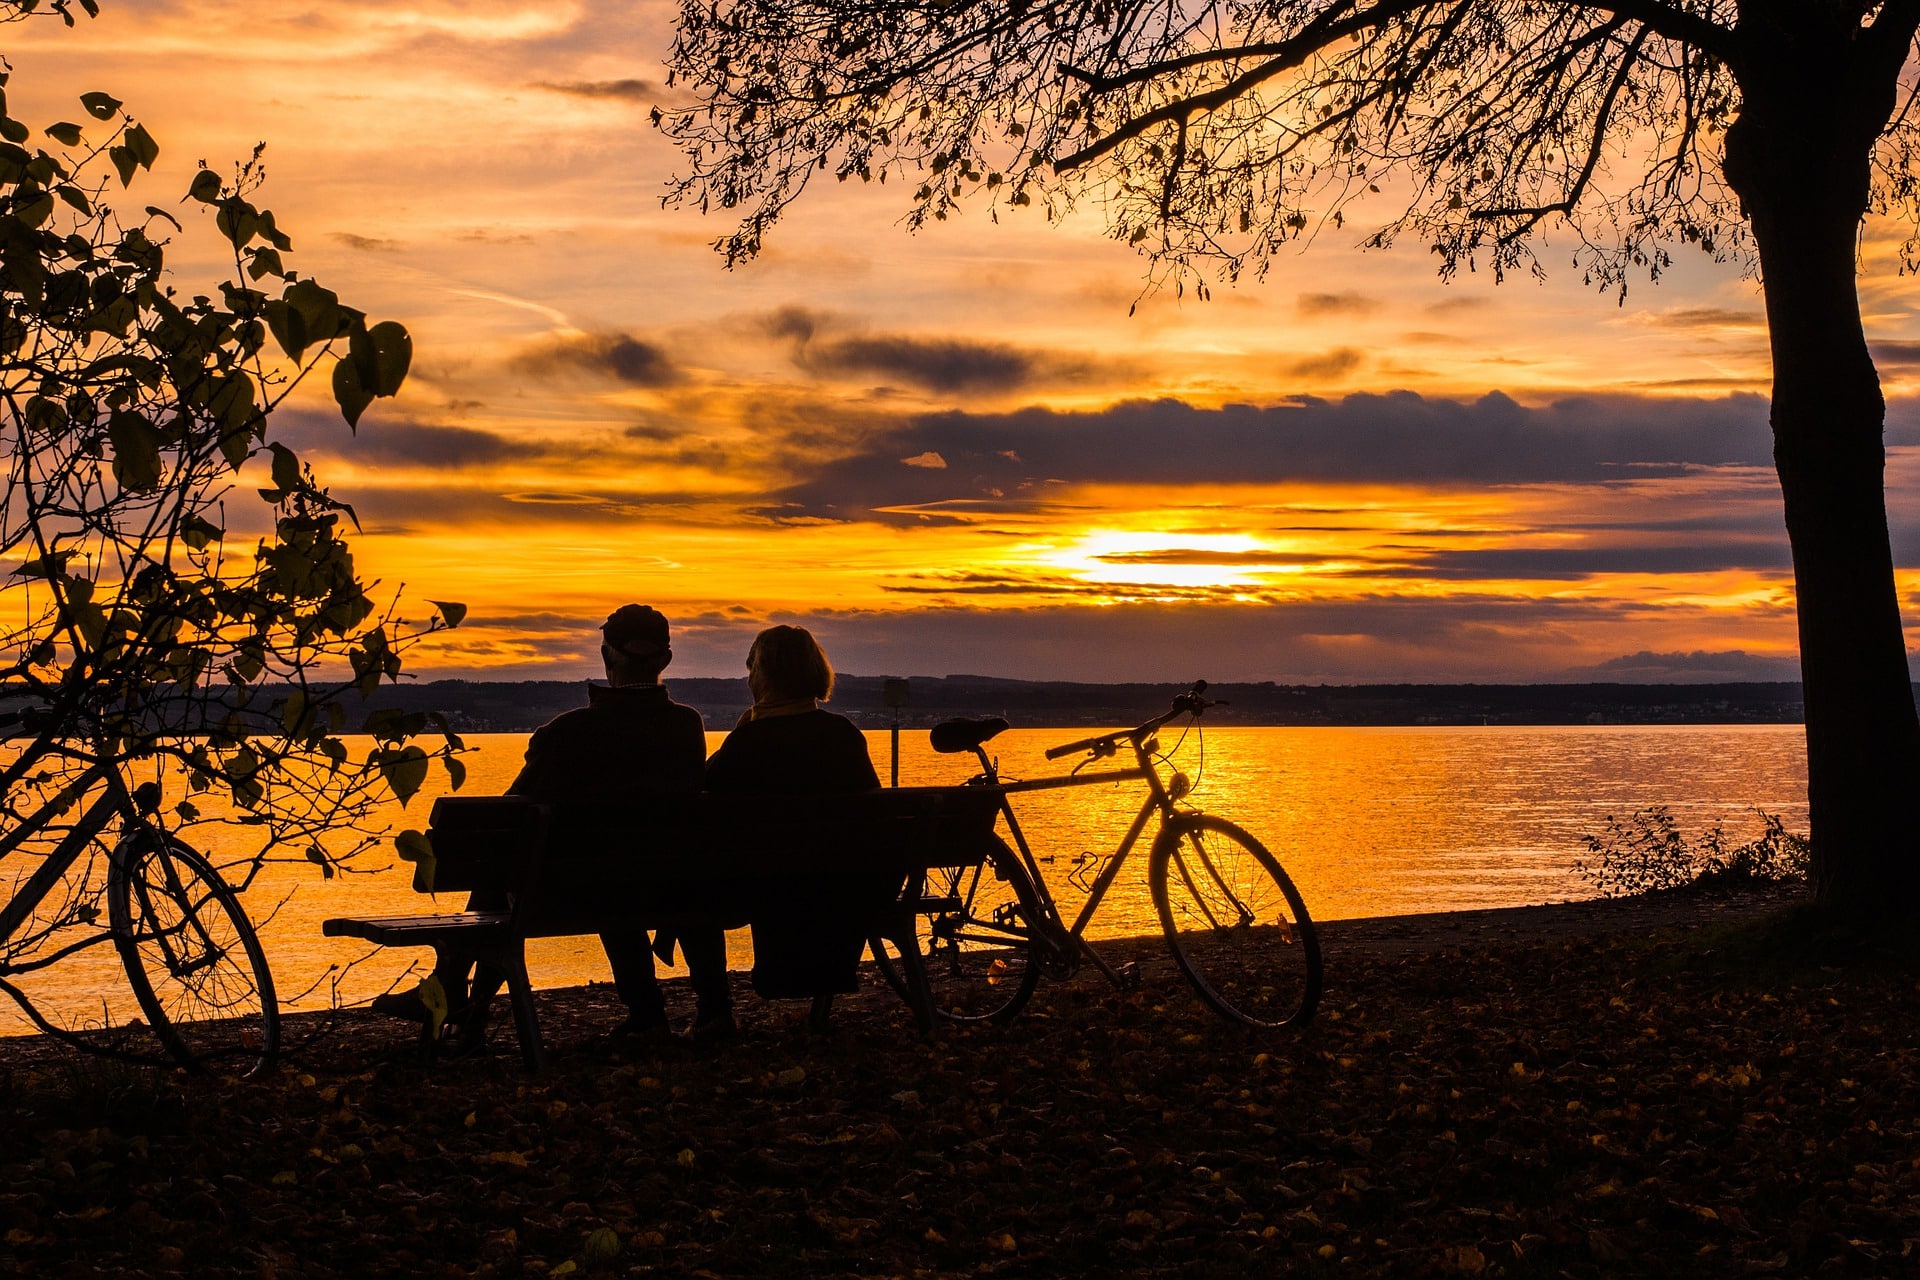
[247,246,284,280]
[257,208,293,252]
[444,754,467,791]
[378,745,431,806]
[17,191,54,228]
[108,411,164,490]
[180,512,224,551]
[305,844,336,879]
[430,600,468,628]
[68,596,108,651]
[283,276,342,340]
[0,118,26,145]
[396,829,437,890]
[45,121,83,146]
[332,353,373,428]
[215,196,258,248]
[281,688,311,736]
[124,121,158,168]
[218,422,251,471]
[186,168,222,204]
[109,144,135,186]
[268,441,302,493]
[263,299,308,361]
[80,91,120,120]
[10,550,75,580]
[364,320,412,396]
[362,706,426,743]
[208,370,258,431]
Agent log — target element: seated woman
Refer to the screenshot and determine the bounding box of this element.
[704,625,881,1027]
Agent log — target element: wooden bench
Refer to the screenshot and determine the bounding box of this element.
[323,787,1003,1070]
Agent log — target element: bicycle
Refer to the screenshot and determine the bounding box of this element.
[0,707,278,1074]
[872,682,1322,1029]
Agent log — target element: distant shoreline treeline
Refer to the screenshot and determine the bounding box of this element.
[341,676,1830,733]
[0,676,1855,737]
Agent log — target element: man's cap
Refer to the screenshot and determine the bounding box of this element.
[602,604,670,658]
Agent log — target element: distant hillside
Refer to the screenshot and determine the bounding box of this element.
[349,676,1818,733]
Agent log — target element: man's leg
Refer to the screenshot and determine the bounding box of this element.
[601,929,669,1029]
[371,890,496,1023]
[679,920,733,1030]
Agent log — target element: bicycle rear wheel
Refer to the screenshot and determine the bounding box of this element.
[871,846,1043,1024]
[1149,815,1321,1029]
[109,829,278,1074]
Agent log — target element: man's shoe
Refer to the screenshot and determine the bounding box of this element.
[370,990,431,1023]
[688,1012,738,1045]
[447,1018,491,1057]
[612,1016,681,1047]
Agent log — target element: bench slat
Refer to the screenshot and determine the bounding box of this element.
[323,911,513,946]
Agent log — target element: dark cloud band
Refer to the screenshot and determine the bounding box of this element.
[763,391,1778,523]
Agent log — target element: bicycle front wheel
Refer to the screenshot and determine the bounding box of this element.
[1149,815,1321,1029]
[109,830,278,1074]
[872,846,1043,1025]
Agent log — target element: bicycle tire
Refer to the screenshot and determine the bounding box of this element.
[1149,814,1321,1029]
[870,848,1043,1025]
[109,829,279,1075]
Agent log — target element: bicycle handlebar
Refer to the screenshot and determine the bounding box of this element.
[1042,681,1222,760]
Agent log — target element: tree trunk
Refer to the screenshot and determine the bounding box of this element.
[1725,44,1920,919]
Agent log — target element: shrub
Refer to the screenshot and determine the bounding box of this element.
[1574,807,1810,899]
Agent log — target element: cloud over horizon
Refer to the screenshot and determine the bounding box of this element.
[758,391,1779,524]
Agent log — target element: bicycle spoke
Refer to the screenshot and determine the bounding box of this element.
[870,853,1041,1024]
[111,833,278,1073]
[1151,816,1321,1029]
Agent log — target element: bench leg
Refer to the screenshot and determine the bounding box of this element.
[877,926,938,1033]
[498,946,547,1073]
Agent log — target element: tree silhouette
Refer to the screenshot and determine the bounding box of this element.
[659,0,1920,920]
[2,1,462,1033]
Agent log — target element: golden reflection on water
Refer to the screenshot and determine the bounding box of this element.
[1,724,1807,1034]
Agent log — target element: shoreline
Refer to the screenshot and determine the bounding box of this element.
[312,676,1822,734]
[0,882,1805,1066]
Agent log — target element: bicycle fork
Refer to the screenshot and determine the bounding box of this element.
[995,797,1144,991]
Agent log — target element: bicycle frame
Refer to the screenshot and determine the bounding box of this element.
[0,764,129,971]
[966,715,1194,988]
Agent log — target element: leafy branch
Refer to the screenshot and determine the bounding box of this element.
[0,9,465,1017]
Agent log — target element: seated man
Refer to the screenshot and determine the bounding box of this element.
[376,604,731,1043]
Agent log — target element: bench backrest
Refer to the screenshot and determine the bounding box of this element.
[419,787,1005,928]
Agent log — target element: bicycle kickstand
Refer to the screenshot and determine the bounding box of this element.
[1079,940,1140,992]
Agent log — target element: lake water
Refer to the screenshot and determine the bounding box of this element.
[1,724,1809,1034]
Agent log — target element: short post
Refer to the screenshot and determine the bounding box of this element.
[883,677,910,787]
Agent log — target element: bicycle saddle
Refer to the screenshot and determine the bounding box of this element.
[929,716,1010,754]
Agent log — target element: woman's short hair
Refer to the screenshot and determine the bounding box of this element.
[748,625,835,701]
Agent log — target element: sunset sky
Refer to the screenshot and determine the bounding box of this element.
[8,2,1919,684]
